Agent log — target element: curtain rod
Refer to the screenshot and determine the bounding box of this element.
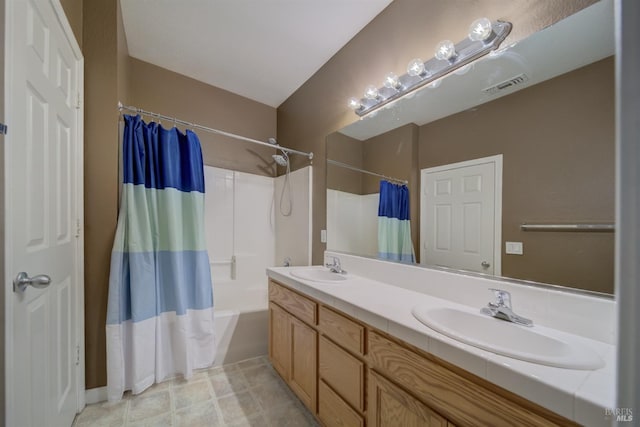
[117,102,313,160]
[327,159,408,185]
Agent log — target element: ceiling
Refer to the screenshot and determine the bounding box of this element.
[120,0,392,108]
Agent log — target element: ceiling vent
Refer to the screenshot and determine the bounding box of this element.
[482,73,529,95]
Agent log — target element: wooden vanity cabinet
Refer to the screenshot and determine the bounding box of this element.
[367,330,578,427]
[268,281,317,412]
[268,278,578,427]
[269,280,367,425]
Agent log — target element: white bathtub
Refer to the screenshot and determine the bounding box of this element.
[212,280,269,366]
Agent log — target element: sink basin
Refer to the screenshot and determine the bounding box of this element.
[412,305,604,370]
[290,268,348,283]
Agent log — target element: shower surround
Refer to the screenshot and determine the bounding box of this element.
[204,165,312,366]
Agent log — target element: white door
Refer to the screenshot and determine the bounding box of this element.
[420,155,502,275]
[5,0,84,426]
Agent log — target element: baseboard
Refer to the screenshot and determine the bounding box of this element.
[85,386,108,405]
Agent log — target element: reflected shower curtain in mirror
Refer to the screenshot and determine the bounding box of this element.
[106,114,215,402]
[377,180,416,263]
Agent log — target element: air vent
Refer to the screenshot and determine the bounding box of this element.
[483,73,529,95]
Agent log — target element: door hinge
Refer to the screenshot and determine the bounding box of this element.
[75,92,82,110]
[75,345,80,366]
[75,219,81,238]
[0,123,7,135]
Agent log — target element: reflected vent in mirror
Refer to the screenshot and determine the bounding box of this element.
[483,73,529,95]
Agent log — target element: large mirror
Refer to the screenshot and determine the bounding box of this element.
[326,1,615,295]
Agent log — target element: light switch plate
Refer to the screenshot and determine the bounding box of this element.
[320,229,327,243]
[505,241,523,255]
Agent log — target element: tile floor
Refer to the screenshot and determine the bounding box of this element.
[73,356,319,427]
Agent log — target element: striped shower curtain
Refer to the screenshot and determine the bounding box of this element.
[377,180,416,263]
[106,114,215,401]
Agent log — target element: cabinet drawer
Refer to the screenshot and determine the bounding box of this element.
[269,280,317,325]
[319,379,364,427]
[319,335,364,412]
[319,306,365,356]
[367,331,576,427]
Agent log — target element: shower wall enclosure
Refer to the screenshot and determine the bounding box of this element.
[204,165,312,366]
[327,188,379,257]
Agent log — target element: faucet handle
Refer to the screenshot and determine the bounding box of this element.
[325,256,339,266]
[488,288,512,309]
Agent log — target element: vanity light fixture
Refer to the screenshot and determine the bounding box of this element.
[383,72,402,90]
[406,59,427,77]
[348,18,512,116]
[348,97,362,110]
[364,84,380,100]
[435,40,456,61]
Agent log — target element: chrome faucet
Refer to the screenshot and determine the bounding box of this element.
[480,288,533,327]
[325,256,346,274]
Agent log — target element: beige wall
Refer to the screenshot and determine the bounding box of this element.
[326,133,363,194]
[129,58,277,176]
[361,124,417,195]
[83,0,122,390]
[60,0,83,49]
[419,57,614,293]
[327,124,418,195]
[278,0,598,265]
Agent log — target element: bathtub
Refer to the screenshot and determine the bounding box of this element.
[212,280,269,366]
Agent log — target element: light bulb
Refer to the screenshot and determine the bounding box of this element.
[364,85,379,100]
[348,97,362,110]
[406,58,425,77]
[469,17,493,41]
[383,72,401,90]
[435,40,456,60]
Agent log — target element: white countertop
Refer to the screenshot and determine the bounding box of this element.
[267,266,616,427]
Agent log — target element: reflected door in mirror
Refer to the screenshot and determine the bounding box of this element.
[420,156,502,275]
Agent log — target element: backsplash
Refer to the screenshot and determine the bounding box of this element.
[325,251,616,344]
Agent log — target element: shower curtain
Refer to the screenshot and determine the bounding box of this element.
[106,114,215,401]
[377,180,416,263]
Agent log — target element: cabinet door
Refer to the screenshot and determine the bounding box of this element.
[319,380,364,427]
[368,370,448,427]
[289,316,318,412]
[269,303,290,379]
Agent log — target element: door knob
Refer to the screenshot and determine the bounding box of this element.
[481,261,491,269]
[13,272,51,293]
